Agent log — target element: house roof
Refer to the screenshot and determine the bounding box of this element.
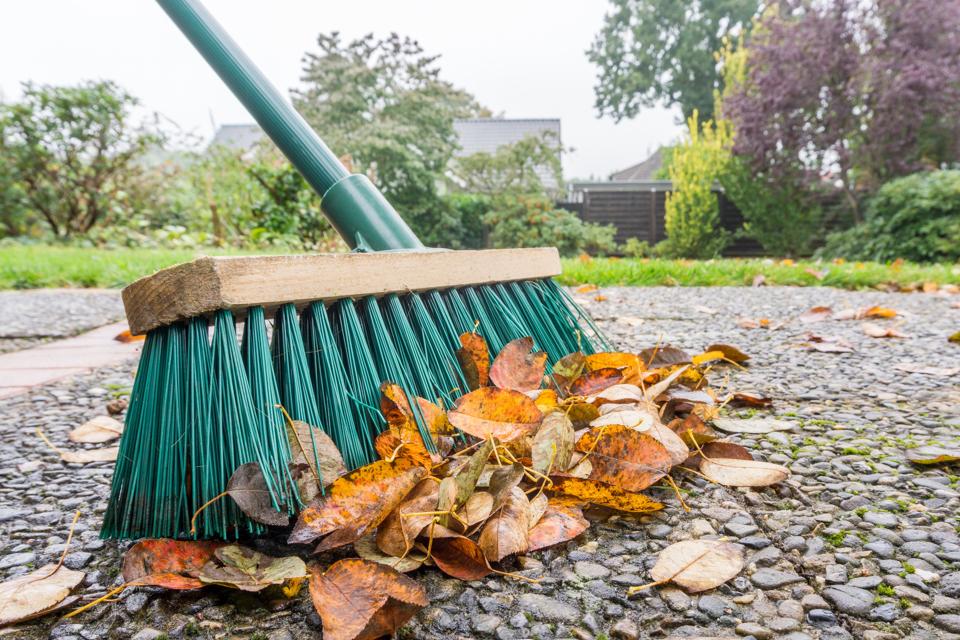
[452,118,561,157]
[208,124,265,151]
[610,147,665,181]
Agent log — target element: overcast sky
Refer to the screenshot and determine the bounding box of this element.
[0,0,682,180]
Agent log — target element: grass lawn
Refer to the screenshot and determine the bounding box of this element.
[0,245,957,290]
[559,257,960,289]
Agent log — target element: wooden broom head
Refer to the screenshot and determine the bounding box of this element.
[121,248,562,335]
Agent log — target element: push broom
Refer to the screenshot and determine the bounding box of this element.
[102,0,609,541]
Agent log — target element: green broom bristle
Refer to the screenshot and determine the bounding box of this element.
[272,303,327,487]
[242,306,299,513]
[329,298,385,445]
[302,301,377,469]
[104,278,607,539]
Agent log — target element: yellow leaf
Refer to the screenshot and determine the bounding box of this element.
[550,477,663,513]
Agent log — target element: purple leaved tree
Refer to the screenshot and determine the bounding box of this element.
[724,0,960,223]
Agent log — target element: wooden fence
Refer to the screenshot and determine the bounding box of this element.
[560,181,764,256]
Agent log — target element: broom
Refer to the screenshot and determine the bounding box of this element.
[101,0,609,540]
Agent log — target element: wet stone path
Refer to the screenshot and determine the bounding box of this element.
[1,285,958,640]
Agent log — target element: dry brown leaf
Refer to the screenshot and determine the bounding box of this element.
[834,305,898,320]
[447,387,543,442]
[354,535,424,573]
[457,333,490,390]
[584,352,644,386]
[799,306,833,323]
[288,458,426,550]
[725,391,772,408]
[527,492,549,529]
[531,411,575,475]
[684,441,754,470]
[198,545,306,592]
[308,559,427,640]
[490,337,547,392]
[905,445,960,465]
[60,447,119,464]
[478,486,530,562]
[122,539,225,590]
[551,352,587,392]
[114,328,145,343]
[430,536,492,580]
[68,416,123,443]
[462,491,495,526]
[568,368,625,396]
[591,407,656,431]
[646,418,691,466]
[287,419,348,484]
[527,500,590,551]
[893,363,960,376]
[700,458,791,487]
[639,346,691,369]
[227,463,290,527]
[575,425,672,492]
[668,414,719,448]
[588,384,645,404]
[647,539,744,593]
[643,366,689,401]
[550,477,663,513]
[704,344,750,363]
[376,479,440,557]
[0,564,85,626]
[453,439,495,509]
[862,322,908,338]
[711,417,794,434]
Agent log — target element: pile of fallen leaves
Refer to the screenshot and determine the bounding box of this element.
[3,334,797,639]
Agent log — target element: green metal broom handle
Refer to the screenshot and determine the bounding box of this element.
[156,0,424,251]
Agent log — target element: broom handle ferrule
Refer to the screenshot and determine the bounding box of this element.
[156,0,424,251]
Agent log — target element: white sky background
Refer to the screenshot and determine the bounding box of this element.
[0,0,682,180]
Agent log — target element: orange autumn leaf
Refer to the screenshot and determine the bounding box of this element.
[489,337,547,392]
[575,425,673,492]
[532,388,560,414]
[430,536,492,581]
[568,368,625,396]
[575,283,598,293]
[704,343,750,364]
[584,352,643,385]
[376,479,440,557]
[550,477,664,513]
[551,351,587,389]
[373,431,432,469]
[122,539,225,590]
[691,350,725,367]
[667,413,719,448]
[457,333,490,390]
[477,486,530,562]
[114,329,145,343]
[527,500,590,552]
[308,559,427,640]
[288,457,426,550]
[447,387,543,442]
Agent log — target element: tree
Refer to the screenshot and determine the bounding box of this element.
[588,0,759,122]
[449,132,564,197]
[724,0,960,223]
[294,32,481,237]
[0,81,161,238]
[660,111,731,258]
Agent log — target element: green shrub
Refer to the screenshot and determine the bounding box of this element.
[819,170,960,263]
[482,196,617,257]
[620,238,651,258]
[662,112,730,258]
[721,157,823,257]
[409,193,489,249]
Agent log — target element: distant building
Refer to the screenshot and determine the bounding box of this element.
[207,124,265,157]
[207,118,563,189]
[609,146,666,181]
[453,118,561,190]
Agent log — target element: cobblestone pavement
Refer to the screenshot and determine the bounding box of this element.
[0,290,123,354]
[1,286,959,640]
